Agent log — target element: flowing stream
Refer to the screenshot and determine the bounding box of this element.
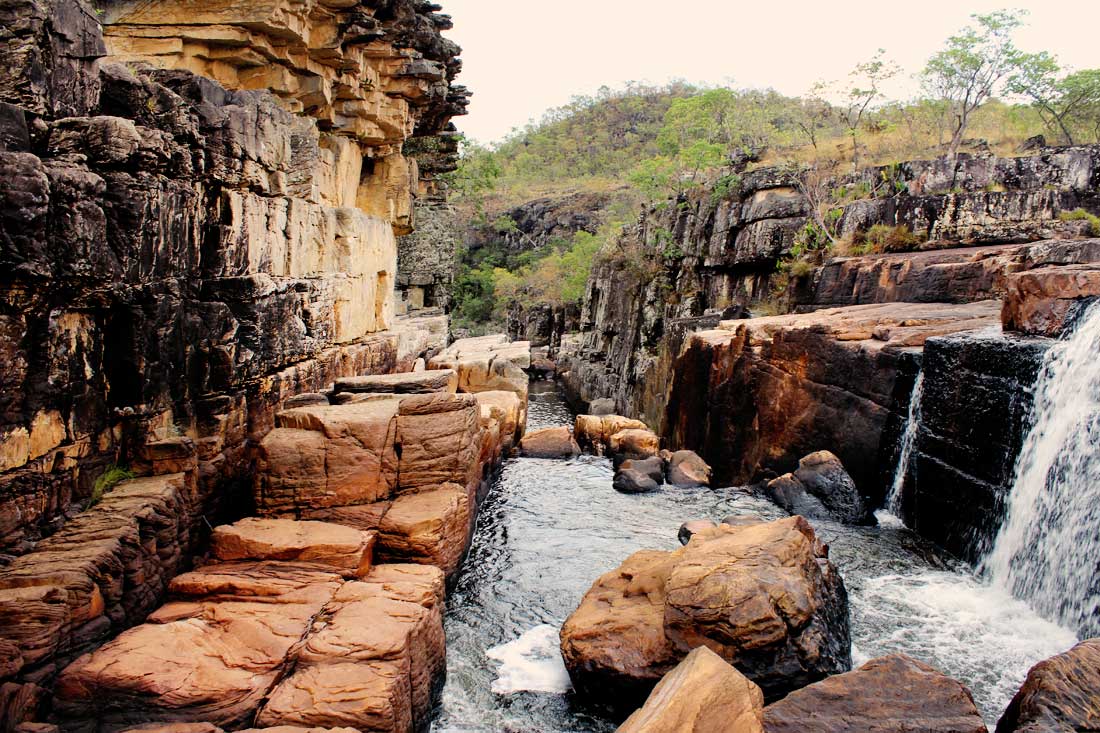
[983,301,1100,637]
[877,370,924,526]
[430,381,1077,732]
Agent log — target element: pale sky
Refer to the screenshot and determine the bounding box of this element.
[440,0,1100,144]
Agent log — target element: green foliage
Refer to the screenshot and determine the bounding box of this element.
[1008,54,1100,145]
[851,224,926,254]
[1058,208,1100,236]
[711,173,742,203]
[90,465,134,507]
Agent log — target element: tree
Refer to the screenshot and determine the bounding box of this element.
[922,9,1027,158]
[839,50,900,168]
[1008,55,1100,144]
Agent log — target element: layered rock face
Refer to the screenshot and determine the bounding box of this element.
[560,516,850,710]
[0,0,465,555]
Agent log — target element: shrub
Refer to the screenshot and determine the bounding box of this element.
[90,465,134,507]
[1058,208,1100,236]
[852,223,926,254]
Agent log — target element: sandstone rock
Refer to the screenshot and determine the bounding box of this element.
[211,518,375,578]
[764,654,986,733]
[428,337,531,402]
[334,370,458,395]
[475,390,526,449]
[256,400,402,515]
[618,646,764,733]
[395,393,483,492]
[1002,264,1100,337]
[665,451,711,488]
[574,415,648,452]
[677,520,716,546]
[520,427,580,458]
[376,485,471,577]
[609,429,661,462]
[996,638,1100,733]
[561,517,850,708]
[614,456,665,494]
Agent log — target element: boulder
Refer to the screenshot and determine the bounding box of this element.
[764,654,987,733]
[767,451,871,525]
[210,518,375,578]
[618,646,764,733]
[677,520,716,546]
[665,451,711,488]
[561,517,850,709]
[574,415,648,452]
[474,390,525,449]
[333,369,457,395]
[519,427,580,458]
[996,638,1100,733]
[613,456,664,494]
[608,429,660,462]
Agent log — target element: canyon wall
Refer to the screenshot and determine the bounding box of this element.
[0,0,466,555]
[562,148,1100,555]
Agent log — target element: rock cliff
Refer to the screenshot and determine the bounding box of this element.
[0,0,467,563]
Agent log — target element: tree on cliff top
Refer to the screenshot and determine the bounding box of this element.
[1007,54,1100,145]
[922,9,1027,158]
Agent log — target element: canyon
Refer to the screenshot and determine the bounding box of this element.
[1,1,1100,732]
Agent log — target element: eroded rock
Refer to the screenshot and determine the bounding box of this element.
[997,638,1100,733]
[211,518,375,578]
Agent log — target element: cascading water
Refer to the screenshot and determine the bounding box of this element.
[983,300,1100,637]
[878,370,925,526]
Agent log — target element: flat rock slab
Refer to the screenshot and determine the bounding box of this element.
[619,646,764,733]
[764,654,987,733]
[333,369,457,395]
[211,518,375,578]
[376,485,471,577]
[1002,263,1100,337]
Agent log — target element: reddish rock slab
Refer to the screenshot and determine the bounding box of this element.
[1002,264,1100,337]
[333,369,458,395]
[376,485,471,577]
[211,518,375,578]
[764,654,986,733]
[395,394,483,492]
[996,638,1100,733]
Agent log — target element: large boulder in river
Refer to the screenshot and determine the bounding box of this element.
[665,450,711,488]
[519,426,580,458]
[618,646,764,733]
[767,450,871,524]
[575,414,648,451]
[613,457,664,494]
[608,428,660,464]
[764,654,986,733]
[996,638,1100,733]
[560,516,850,710]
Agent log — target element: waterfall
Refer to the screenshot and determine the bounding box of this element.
[881,371,925,522]
[984,300,1100,637]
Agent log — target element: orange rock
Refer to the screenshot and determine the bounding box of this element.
[395,394,483,491]
[475,390,525,448]
[211,518,375,578]
[376,485,471,577]
[519,426,580,458]
[574,415,648,451]
[1002,264,1100,337]
[997,638,1100,733]
[608,429,660,460]
[618,647,764,733]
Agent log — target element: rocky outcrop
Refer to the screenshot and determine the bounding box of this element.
[560,516,850,710]
[764,654,987,733]
[0,0,466,565]
[617,647,764,733]
[997,639,1100,733]
[1002,263,1100,337]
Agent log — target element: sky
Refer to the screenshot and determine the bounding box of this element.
[439,0,1100,144]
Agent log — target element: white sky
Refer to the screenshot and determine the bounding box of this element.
[440,0,1100,144]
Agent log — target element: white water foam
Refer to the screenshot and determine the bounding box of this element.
[983,301,1100,636]
[486,625,573,695]
[852,570,1078,719]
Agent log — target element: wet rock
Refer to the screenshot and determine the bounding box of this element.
[764,654,986,733]
[574,415,648,452]
[677,520,716,546]
[618,646,764,733]
[1002,263,1100,337]
[767,451,871,524]
[333,369,458,395]
[561,516,850,709]
[608,429,660,463]
[210,518,375,578]
[519,427,580,458]
[665,451,711,488]
[613,457,664,494]
[996,638,1100,733]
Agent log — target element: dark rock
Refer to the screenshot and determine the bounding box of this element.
[665,450,711,487]
[996,638,1100,733]
[791,450,870,524]
[766,473,832,521]
[282,393,330,409]
[613,466,661,494]
[764,654,987,733]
